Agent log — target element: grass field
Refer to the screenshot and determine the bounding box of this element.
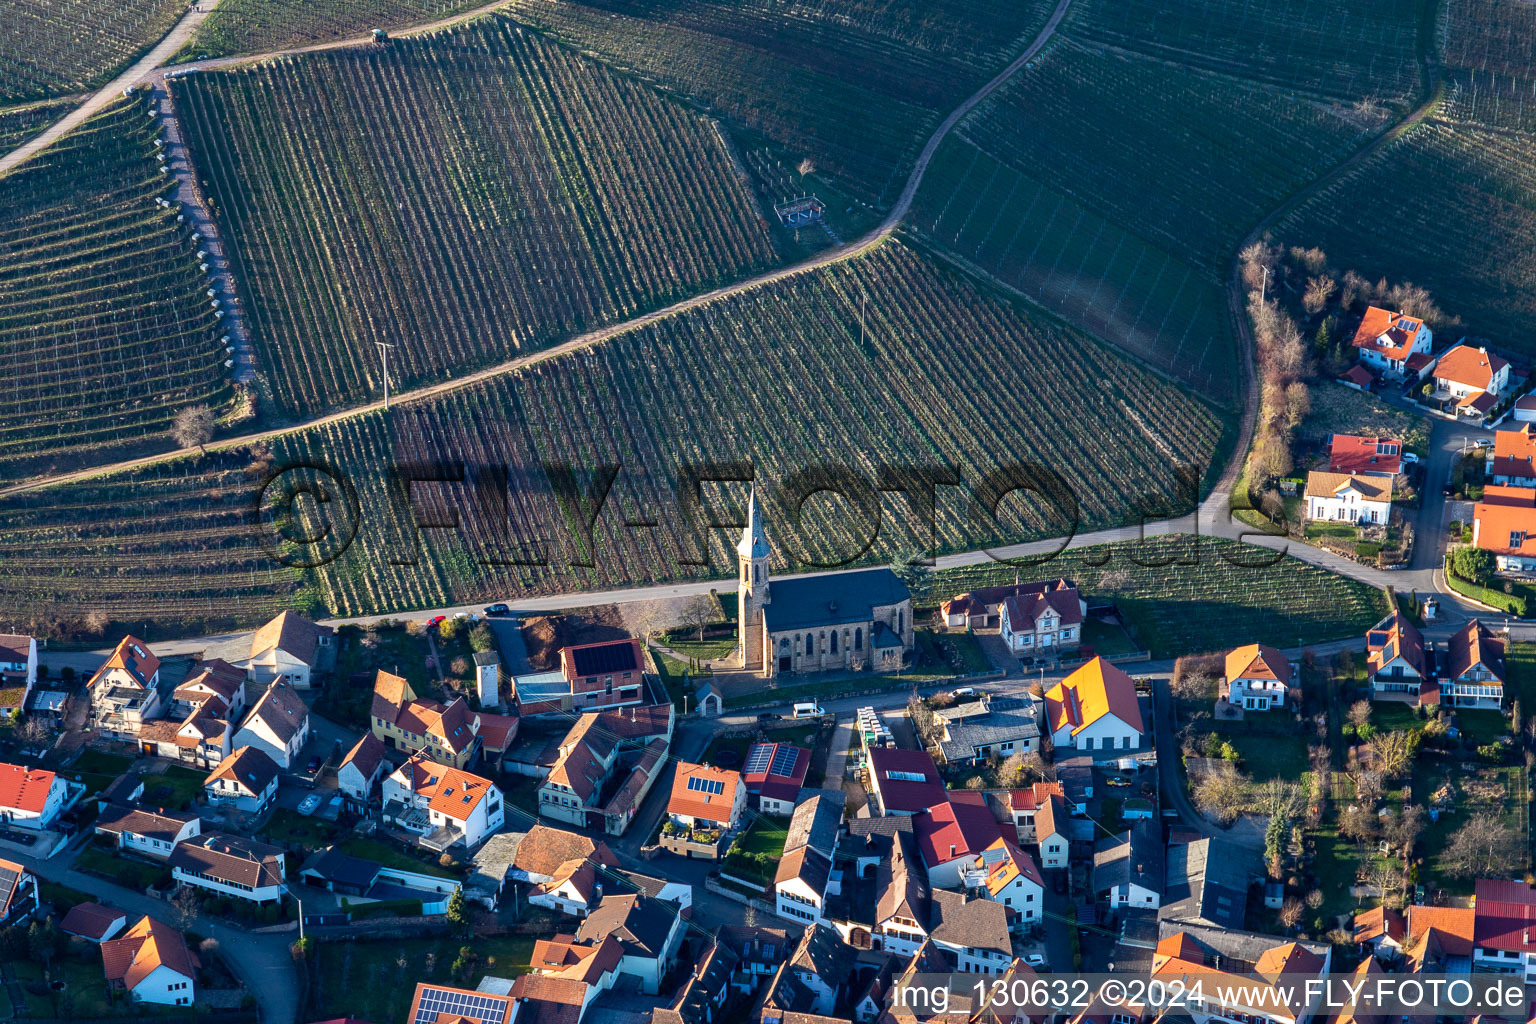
[0,0,187,102]
[1065,0,1421,104]
[175,16,780,418]
[263,808,342,850]
[139,765,208,810]
[0,95,233,480]
[1298,382,1432,451]
[907,39,1380,406]
[722,814,790,886]
[934,535,1389,659]
[185,0,486,59]
[337,836,459,879]
[309,934,535,1023]
[506,0,1057,204]
[1278,120,1536,362]
[0,239,1226,631]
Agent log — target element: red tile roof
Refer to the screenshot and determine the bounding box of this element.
[742,742,810,803]
[100,916,196,991]
[1339,364,1376,388]
[1224,643,1292,687]
[60,902,125,941]
[867,747,946,814]
[1442,619,1504,684]
[1044,657,1144,736]
[0,763,57,813]
[1366,611,1426,677]
[91,635,160,689]
[667,762,742,825]
[1328,435,1403,476]
[1473,500,1536,557]
[1474,879,1536,952]
[1435,343,1508,390]
[913,791,1003,867]
[1351,306,1427,360]
[1481,485,1536,508]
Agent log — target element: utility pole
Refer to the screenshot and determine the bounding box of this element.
[376,341,395,410]
[1259,264,1271,305]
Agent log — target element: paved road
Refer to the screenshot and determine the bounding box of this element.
[10,843,299,1024]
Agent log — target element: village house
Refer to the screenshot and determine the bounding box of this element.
[0,859,40,930]
[1352,305,1433,379]
[934,695,1039,765]
[1439,618,1505,709]
[170,832,286,904]
[737,491,913,677]
[574,892,685,995]
[369,670,481,769]
[0,762,74,830]
[231,680,309,769]
[774,793,843,926]
[761,924,858,1018]
[537,713,620,829]
[1035,794,1069,869]
[1093,821,1163,910]
[1303,470,1391,525]
[998,583,1086,657]
[244,610,335,690]
[668,762,745,832]
[139,695,232,770]
[1152,930,1330,1024]
[203,746,280,815]
[1354,905,1407,957]
[1366,611,1429,703]
[170,658,246,721]
[742,741,809,816]
[652,937,738,1024]
[1472,494,1536,571]
[1005,781,1066,843]
[95,804,200,858]
[337,732,387,807]
[913,791,1002,888]
[1327,434,1404,479]
[383,751,505,851]
[100,917,197,1007]
[1043,657,1145,753]
[88,635,163,741]
[1222,643,1293,712]
[928,889,1014,973]
[977,836,1044,931]
[865,747,945,815]
[1432,343,1509,420]
[1159,836,1258,931]
[1489,428,1536,487]
[0,634,37,718]
[1404,904,1475,973]
[560,638,647,711]
[1470,879,1536,983]
[406,984,515,1024]
[537,705,671,835]
[60,902,126,943]
[941,578,1080,631]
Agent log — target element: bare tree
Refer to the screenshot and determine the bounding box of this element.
[1303,275,1337,315]
[796,157,816,178]
[1338,805,1378,845]
[1278,898,1304,929]
[171,404,216,451]
[680,596,715,642]
[83,609,109,636]
[1445,812,1520,878]
[1347,700,1373,730]
[624,599,674,643]
[1193,764,1249,824]
[170,885,200,930]
[14,715,51,750]
[1384,804,1426,858]
[1368,730,1419,780]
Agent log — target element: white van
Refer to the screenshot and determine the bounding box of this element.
[792,702,825,718]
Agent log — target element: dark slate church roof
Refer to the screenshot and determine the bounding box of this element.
[761,568,909,632]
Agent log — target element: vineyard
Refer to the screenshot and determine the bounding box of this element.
[0,241,1227,627]
[1065,0,1421,104]
[934,535,1389,659]
[1277,121,1536,360]
[186,0,485,59]
[0,0,187,102]
[0,96,232,480]
[504,0,1057,204]
[173,16,780,419]
[1439,0,1536,131]
[0,99,75,152]
[907,42,1375,404]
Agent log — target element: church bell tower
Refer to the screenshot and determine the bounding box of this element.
[737,490,771,668]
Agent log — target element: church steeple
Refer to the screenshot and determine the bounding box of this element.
[737,489,770,562]
[737,489,770,669]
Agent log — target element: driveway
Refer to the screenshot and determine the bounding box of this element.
[10,845,299,1024]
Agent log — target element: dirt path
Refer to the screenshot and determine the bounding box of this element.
[0,0,1076,498]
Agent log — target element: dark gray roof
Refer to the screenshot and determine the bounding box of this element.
[1093,820,1163,897]
[1161,836,1258,930]
[848,813,913,837]
[576,893,676,958]
[872,622,904,648]
[473,651,499,666]
[761,568,909,632]
[928,889,1011,958]
[299,847,381,889]
[784,790,843,857]
[938,707,1040,762]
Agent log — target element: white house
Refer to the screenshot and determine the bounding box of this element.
[1223,643,1292,712]
[232,680,309,769]
[1352,306,1433,379]
[667,763,745,831]
[203,746,279,814]
[0,762,72,830]
[1043,657,1145,752]
[474,651,501,707]
[575,893,685,996]
[998,586,1085,655]
[383,752,505,851]
[1093,823,1162,910]
[0,634,37,717]
[95,805,200,859]
[88,636,163,741]
[100,917,197,1007]
[775,845,833,925]
[337,732,387,807]
[1434,343,1510,420]
[978,837,1044,931]
[245,611,335,691]
[170,833,285,904]
[929,890,1013,974]
[1036,794,1069,869]
[1304,471,1392,525]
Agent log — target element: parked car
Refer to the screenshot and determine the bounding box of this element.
[951,687,975,698]
[306,756,322,774]
[427,614,447,627]
[1024,954,1046,969]
[1402,452,1420,464]
[757,712,782,722]
[1475,438,1494,449]
[1105,775,1132,788]
[792,702,825,718]
[484,603,511,616]
[1442,483,1455,497]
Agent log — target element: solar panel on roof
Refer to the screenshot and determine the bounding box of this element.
[744,745,774,774]
[412,986,509,1024]
[569,641,638,676]
[770,746,800,777]
[687,776,724,794]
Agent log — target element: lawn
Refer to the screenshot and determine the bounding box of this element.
[722,815,790,886]
[929,631,992,675]
[1304,522,1359,541]
[649,647,695,711]
[337,837,459,880]
[1212,726,1309,783]
[74,844,171,890]
[1457,709,1508,744]
[11,956,194,1018]
[139,766,208,811]
[1308,827,1390,923]
[71,751,134,776]
[1298,382,1431,452]
[309,934,536,1024]
[262,809,342,851]
[701,725,819,770]
[321,625,436,730]
[1371,703,1422,733]
[1080,619,1142,657]
[661,629,739,662]
[38,880,97,914]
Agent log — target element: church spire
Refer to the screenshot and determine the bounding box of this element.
[738,488,770,560]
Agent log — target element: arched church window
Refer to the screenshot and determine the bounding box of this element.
[753,564,760,583]
[830,632,838,654]
[855,628,862,650]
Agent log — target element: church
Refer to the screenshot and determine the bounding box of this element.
[736,493,914,678]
